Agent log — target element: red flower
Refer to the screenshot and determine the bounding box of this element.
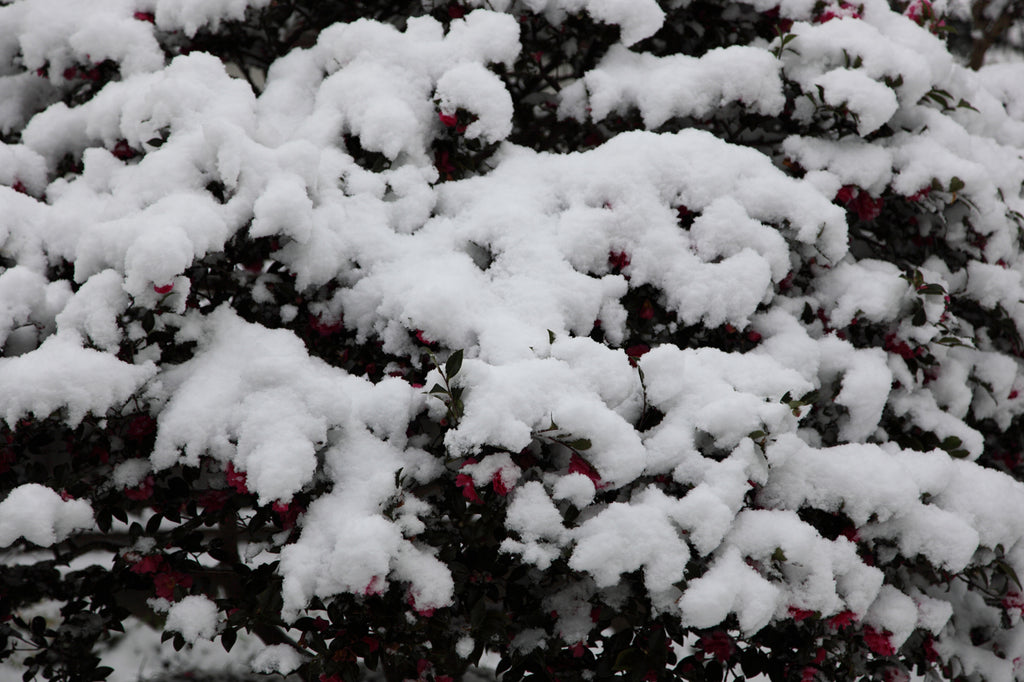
[153,570,192,600]
[625,344,650,367]
[198,489,230,511]
[362,575,384,596]
[0,448,14,474]
[699,631,735,663]
[863,626,896,656]
[788,606,815,621]
[153,283,173,294]
[491,469,512,496]
[361,635,380,652]
[435,149,456,177]
[127,414,156,439]
[1003,592,1024,615]
[309,313,343,337]
[827,610,857,630]
[226,462,249,494]
[124,475,155,501]
[608,251,631,271]
[447,2,466,18]
[568,453,604,488]
[814,647,827,664]
[639,300,655,320]
[438,111,458,128]
[273,500,303,529]
[908,186,931,202]
[570,642,586,658]
[129,554,163,575]
[112,140,137,160]
[455,473,482,503]
[800,667,818,682]
[133,11,155,22]
[853,192,884,221]
[923,636,939,662]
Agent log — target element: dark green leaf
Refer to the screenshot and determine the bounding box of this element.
[445,349,464,378]
[949,176,965,193]
[568,438,592,451]
[221,627,236,652]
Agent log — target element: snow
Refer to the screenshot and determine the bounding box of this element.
[6,0,1024,676]
[250,645,305,675]
[165,595,220,643]
[0,484,93,547]
[0,332,156,426]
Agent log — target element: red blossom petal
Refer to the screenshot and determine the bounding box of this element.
[226,462,249,494]
[863,626,896,656]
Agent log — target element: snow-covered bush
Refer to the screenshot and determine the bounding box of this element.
[5,0,1024,680]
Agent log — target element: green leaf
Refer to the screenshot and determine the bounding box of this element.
[146,137,165,148]
[949,176,965,193]
[548,329,556,344]
[941,436,962,450]
[771,547,787,563]
[917,283,945,295]
[92,667,114,681]
[568,438,592,451]
[428,383,447,394]
[613,647,641,672]
[997,560,1023,591]
[748,430,766,440]
[445,349,464,378]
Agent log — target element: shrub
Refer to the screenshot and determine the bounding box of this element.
[4,1,1024,681]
